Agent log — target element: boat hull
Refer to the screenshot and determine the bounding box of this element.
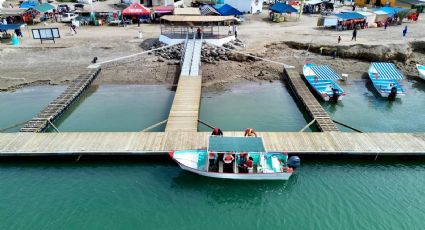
[417,64,425,80]
[177,162,293,180]
[303,64,345,101]
[368,65,405,98]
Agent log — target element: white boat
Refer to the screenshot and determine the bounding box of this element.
[368,62,406,99]
[417,64,425,80]
[303,64,346,102]
[169,136,300,180]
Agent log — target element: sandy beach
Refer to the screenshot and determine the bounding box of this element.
[1,6,424,91]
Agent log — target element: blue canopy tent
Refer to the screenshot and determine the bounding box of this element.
[20,1,39,9]
[310,65,342,80]
[371,62,404,80]
[0,24,25,31]
[213,4,243,16]
[377,7,408,17]
[270,3,298,14]
[335,12,366,20]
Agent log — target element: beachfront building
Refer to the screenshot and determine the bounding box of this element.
[221,0,265,14]
[354,0,396,7]
[159,15,238,45]
[140,0,175,7]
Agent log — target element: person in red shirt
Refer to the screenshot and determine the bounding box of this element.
[244,128,257,137]
[211,127,223,136]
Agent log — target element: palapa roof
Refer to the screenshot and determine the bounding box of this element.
[161,15,237,22]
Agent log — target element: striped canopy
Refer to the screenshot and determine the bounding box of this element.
[310,65,341,80]
[371,62,404,80]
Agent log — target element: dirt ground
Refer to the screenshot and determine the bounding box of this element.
[1,6,424,91]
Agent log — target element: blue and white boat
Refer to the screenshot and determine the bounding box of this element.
[169,136,301,180]
[368,62,405,99]
[417,64,425,80]
[303,64,346,101]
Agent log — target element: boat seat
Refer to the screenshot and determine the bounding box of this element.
[218,161,223,173]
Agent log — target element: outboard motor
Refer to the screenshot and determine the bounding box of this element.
[388,86,397,100]
[331,88,340,102]
[287,156,301,169]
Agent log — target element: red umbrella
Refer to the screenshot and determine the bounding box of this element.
[122,3,150,16]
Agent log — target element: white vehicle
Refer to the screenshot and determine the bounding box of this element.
[61,13,78,22]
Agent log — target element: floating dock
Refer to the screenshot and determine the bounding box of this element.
[284,67,339,132]
[20,68,101,133]
[0,132,424,155]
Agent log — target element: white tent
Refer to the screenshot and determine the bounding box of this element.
[356,11,376,24]
[374,10,389,22]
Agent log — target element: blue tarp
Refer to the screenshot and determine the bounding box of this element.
[376,7,407,17]
[208,136,265,152]
[213,4,243,16]
[270,3,298,14]
[310,65,342,80]
[335,12,366,20]
[0,24,24,31]
[20,1,39,9]
[371,62,405,80]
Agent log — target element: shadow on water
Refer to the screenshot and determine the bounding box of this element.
[46,85,99,132]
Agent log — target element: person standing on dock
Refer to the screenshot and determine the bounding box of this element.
[244,128,257,137]
[351,28,357,41]
[211,128,223,136]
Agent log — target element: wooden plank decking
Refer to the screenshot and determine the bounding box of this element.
[0,132,424,155]
[284,67,339,132]
[165,76,202,132]
[20,68,101,133]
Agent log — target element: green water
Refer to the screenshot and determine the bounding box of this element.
[199,82,312,132]
[1,158,424,229]
[0,86,65,132]
[321,79,425,132]
[51,85,175,132]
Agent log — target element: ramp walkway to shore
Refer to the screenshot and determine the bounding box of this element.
[165,36,203,132]
[0,132,424,155]
[284,68,339,132]
[20,68,101,133]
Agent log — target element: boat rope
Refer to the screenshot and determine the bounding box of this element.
[46,118,60,133]
[87,43,182,68]
[141,119,168,132]
[332,120,363,133]
[210,44,294,68]
[198,119,215,130]
[298,119,316,132]
[0,120,29,132]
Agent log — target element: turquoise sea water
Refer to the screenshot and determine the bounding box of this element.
[0,86,65,132]
[1,81,425,229]
[1,158,424,229]
[321,79,425,132]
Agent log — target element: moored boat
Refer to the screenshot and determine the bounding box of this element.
[169,136,300,180]
[368,62,405,99]
[303,64,346,102]
[417,64,425,80]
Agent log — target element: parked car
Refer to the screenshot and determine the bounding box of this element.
[61,13,78,22]
[57,4,70,14]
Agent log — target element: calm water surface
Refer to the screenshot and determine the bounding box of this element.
[51,85,175,132]
[321,79,425,132]
[199,82,312,132]
[1,159,424,229]
[0,86,65,132]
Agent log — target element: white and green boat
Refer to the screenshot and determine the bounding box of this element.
[169,136,300,180]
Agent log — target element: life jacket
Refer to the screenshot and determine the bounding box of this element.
[213,128,219,135]
[224,155,233,162]
[246,160,253,168]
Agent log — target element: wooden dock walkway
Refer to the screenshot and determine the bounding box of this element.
[0,132,424,155]
[284,67,339,132]
[165,76,202,132]
[20,68,101,133]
